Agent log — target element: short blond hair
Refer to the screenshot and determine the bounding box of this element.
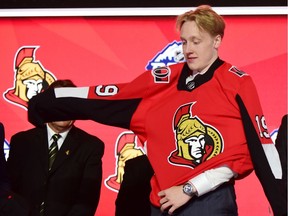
[176,5,225,38]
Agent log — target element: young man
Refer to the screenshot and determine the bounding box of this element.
[28,6,284,216]
[8,80,104,216]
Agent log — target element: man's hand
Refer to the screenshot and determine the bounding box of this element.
[158,185,194,215]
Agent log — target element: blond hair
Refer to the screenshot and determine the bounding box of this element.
[176,5,225,38]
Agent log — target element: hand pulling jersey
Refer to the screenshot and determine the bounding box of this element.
[28,58,283,212]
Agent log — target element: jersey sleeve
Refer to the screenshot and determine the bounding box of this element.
[236,75,282,179]
[236,75,285,216]
[28,71,152,129]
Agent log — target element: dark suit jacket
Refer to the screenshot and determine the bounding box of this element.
[0,122,9,196]
[276,114,287,181]
[0,123,29,216]
[115,155,154,216]
[275,114,287,216]
[7,126,104,216]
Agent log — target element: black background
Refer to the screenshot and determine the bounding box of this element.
[0,0,286,9]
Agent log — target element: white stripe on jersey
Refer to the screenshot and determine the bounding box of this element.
[55,87,89,99]
[262,143,283,179]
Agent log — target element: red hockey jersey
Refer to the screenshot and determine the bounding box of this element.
[28,58,283,212]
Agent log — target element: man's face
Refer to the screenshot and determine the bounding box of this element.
[180,20,221,72]
[48,121,74,133]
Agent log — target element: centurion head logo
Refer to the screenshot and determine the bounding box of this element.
[3,46,56,110]
[105,131,144,192]
[169,102,224,168]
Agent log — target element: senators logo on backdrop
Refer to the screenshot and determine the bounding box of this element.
[105,131,144,192]
[169,102,224,168]
[3,46,56,110]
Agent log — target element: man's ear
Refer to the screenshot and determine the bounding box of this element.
[214,35,222,48]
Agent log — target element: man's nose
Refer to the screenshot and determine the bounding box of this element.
[184,43,194,54]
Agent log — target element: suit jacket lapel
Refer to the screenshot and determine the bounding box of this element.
[34,128,50,176]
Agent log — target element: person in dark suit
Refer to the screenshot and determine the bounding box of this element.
[0,122,29,216]
[0,121,10,212]
[275,114,287,216]
[115,155,154,216]
[7,80,105,216]
[0,122,9,198]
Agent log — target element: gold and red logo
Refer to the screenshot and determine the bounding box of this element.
[4,46,56,109]
[169,102,224,168]
[105,131,144,192]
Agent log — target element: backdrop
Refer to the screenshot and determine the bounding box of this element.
[0,14,286,216]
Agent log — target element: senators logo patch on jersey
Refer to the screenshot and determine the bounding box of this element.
[151,66,171,83]
[168,102,224,168]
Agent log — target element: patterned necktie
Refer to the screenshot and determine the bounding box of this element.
[40,134,60,215]
[48,134,60,170]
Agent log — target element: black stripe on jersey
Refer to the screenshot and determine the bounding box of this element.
[236,94,286,216]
